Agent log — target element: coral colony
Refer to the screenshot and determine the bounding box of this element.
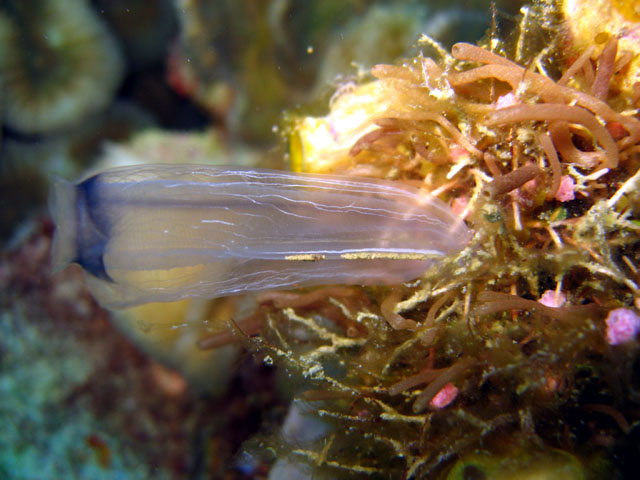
[0,0,123,134]
[48,0,640,478]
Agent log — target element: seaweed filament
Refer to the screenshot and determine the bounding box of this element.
[483,163,542,198]
[412,356,474,413]
[592,38,618,100]
[472,291,605,323]
[548,120,605,168]
[558,45,596,86]
[380,289,418,331]
[538,132,561,200]
[275,7,640,473]
[485,103,619,168]
[447,47,640,148]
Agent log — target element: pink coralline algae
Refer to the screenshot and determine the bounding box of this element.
[605,308,640,346]
[451,195,469,218]
[429,382,458,409]
[496,92,517,109]
[554,175,576,202]
[538,290,567,308]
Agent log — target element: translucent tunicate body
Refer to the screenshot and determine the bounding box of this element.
[51,165,471,308]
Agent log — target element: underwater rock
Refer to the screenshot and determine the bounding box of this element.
[111,298,240,396]
[444,444,586,480]
[316,5,488,91]
[1,221,285,478]
[95,0,177,69]
[170,1,492,144]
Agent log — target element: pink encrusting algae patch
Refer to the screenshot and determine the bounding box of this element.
[554,175,576,202]
[605,308,640,345]
[538,290,567,308]
[429,382,458,409]
[496,92,518,109]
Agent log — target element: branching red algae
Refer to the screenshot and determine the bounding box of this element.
[538,131,562,200]
[380,289,418,331]
[248,2,640,477]
[485,103,619,168]
[472,291,606,322]
[412,356,475,413]
[483,163,542,198]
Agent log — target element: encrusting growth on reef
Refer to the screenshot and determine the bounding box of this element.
[200,1,640,477]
